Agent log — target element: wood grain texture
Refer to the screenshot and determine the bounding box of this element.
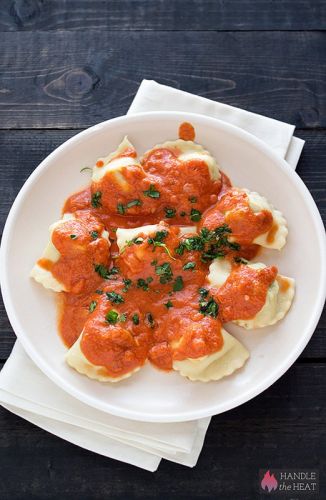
[0,0,325,31]
[0,362,325,499]
[0,31,325,129]
[0,129,325,360]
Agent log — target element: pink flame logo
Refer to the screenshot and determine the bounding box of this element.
[261,470,278,492]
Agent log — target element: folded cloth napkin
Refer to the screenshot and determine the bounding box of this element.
[0,79,304,472]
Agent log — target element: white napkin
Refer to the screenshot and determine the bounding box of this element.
[0,79,304,472]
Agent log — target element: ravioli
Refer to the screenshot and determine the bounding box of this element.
[92,136,140,185]
[143,139,220,181]
[30,213,110,293]
[173,328,249,382]
[116,224,196,251]
[65,332,140,383]
[244,189,288,250]
[208,260,295,329]
[30,214,74,292]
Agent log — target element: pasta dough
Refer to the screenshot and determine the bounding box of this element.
[143,139,220,180]
[244,189,288,250]
[208,260,295,329]
[30,213,109,292]
[66,332,140,382]
[173,328,249,382]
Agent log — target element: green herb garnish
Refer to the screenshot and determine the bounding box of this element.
[122,278,132,292]
[94,264,119,280]
[155,262,173,284]
[173,276,184,292]
[70,234,77,240]
[106,291,124,304]
[143,184,160,198]
[126,199,142,209]
[90,231,98,240]
[199,296,219,318]
[183,262,196,271]
[119,313,127,323]
[164,207,176,218]
[95,289,103,295]
[180,211,186,217]
[80,166,92,173]
[89,300,97,313]
[189,196,197,203]
[105,310,119,324]
[91,191,102,208]
[132,314,140,325]
[164,300,173,309]
[137,278,150,291]
[117,203,125,215]
[148,230,176,260]
[190,208,202,222]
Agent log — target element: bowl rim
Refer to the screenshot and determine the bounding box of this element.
[1,110,325,422]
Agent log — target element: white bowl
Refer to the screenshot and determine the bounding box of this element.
[1,112,325,422]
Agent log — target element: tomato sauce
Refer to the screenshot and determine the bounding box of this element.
[40,125,280,379]
[200,188,273,246]
[214,264,278,322]
[179,122,195,141]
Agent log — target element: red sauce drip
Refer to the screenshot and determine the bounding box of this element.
[178,122,195,141]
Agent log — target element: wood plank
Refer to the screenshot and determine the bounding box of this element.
[0,362,324,498]
[0,129,325,360]
[0,0,325,31]
[0,31,325,129]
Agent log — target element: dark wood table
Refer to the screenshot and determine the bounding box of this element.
[0,2,325,498]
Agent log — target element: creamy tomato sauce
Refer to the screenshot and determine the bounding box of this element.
[40,126,279,379]
[200,188,273,245]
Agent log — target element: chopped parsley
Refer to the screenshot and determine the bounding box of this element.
[148,230,176,260]
[122,278,132,292]
[133,237,144,245]
[89,300,97,313]
[175,224,240,262]
[180,211,186,217]
[119,313,127,323]
[199,297,219,318]
[145,313,155,328]
[183,262,196,271]
[94,264,119,280]
[117,200,142,214]
[137,278,150,291]
[106,291,124,304]
[164,300,173,309]
[91,191,102,208]
[190,208,202,222]
[198,289,219,318]
[95,289,103,295]
[155,262,173,284]
[90,231,98,240]
[132,313,140,325]
[143,184,160,198]
[117,203,125,215]
[70,234,77,239]
[126,199,142,209]
[173,276,184,292]
[164,207,176,218]
[189,196,197,203]
[105,310,119,324]
[151,259,158,266]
